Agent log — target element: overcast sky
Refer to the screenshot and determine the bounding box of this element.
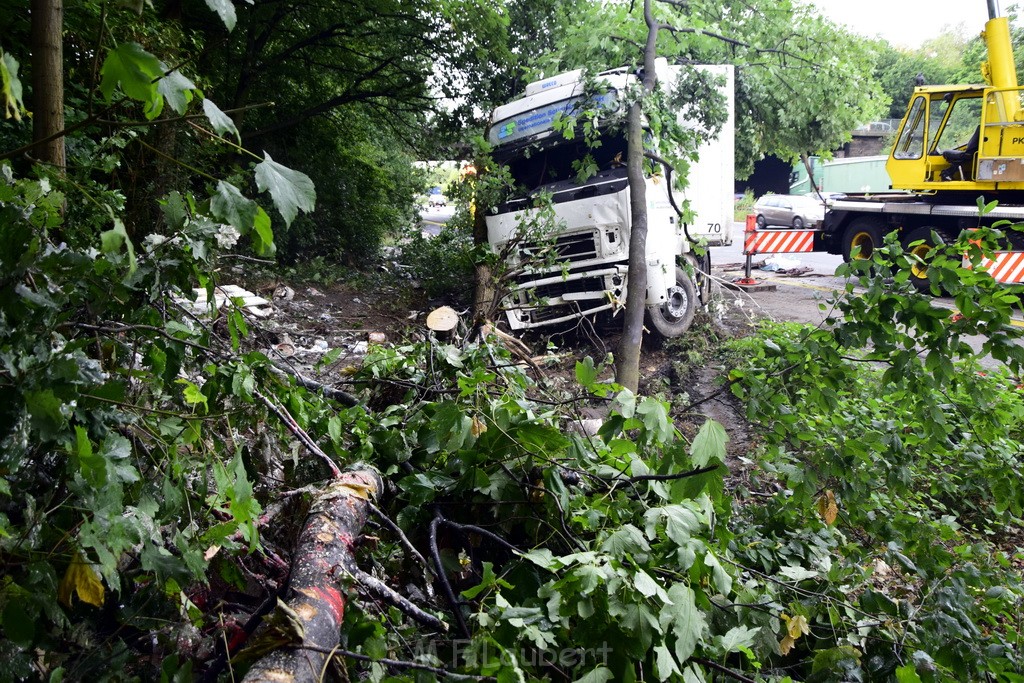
[808,0,994,49]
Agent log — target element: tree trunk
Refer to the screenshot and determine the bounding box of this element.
[30,0,65,171]
[242,470,382,683]
[615,0,659,393]
[615,101,648,393]
[471,164,498,322]
[801,153,821,196]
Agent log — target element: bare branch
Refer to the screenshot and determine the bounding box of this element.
[351,568,447,631]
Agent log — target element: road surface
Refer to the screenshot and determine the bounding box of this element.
[708,222,1024,364]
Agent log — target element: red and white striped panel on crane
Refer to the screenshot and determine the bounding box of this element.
[978,252,1024,284]
[743,228,817,256]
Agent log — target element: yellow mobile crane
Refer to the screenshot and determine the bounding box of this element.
[818,0,1024,290]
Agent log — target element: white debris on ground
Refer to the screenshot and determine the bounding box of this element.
[176,284,274,317]
[254,286,404,390]
[175,283,403,388]
[759,255,800,272]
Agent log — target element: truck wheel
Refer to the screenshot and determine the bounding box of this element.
[841,219,883,263]
[683,252,712,305]
[756,215,766,229]
[647,266,697,339]
[902,225,957,293]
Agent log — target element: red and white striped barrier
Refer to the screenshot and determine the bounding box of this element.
[978,252,1024,284]
[743,228,817,256]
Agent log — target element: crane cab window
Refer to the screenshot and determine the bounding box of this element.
[934,95,982,153]
[894,96,927,160]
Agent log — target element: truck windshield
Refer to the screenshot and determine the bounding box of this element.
[497,131,629,195]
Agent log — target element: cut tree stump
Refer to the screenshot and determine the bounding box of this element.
[242,470,382,682]
[426,306,459,336]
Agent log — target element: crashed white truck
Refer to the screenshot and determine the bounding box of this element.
[484,60,735,337]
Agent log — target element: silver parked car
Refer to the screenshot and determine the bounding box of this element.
[753,194,826,229]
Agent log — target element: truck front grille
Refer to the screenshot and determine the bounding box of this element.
[520,231,599,264]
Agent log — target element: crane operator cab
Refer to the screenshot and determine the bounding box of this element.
[886,13,1024,193]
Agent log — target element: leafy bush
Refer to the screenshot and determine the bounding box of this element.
[733,188,755,221]
[723,211,1024,680]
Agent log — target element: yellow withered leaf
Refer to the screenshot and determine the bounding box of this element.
[817,490,839,526]
[778,613,810,655]
[58,554,105,608]
[470,415,487,438]
[783,613,810,639]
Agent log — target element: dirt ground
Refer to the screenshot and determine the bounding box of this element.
[233,262,790,472]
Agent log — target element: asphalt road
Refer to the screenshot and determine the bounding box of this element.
[709,222,1024,365]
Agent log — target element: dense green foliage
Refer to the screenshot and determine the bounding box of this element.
[725,210,1024,680]
[3,0,1024,680]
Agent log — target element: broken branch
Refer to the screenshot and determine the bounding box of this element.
[241,471,382,682]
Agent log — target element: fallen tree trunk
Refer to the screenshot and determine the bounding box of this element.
[242,470,382,682]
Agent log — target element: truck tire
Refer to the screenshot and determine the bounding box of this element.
[841,218,884,263]
[647,266,697,339]
[902,225,957,293]
[683,252,711,306]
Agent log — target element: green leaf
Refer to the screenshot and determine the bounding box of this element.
[614,389,637,418]
[689,419,727,467]
[75,426,107,486]
[328,415,343,446]
[161,191,188,229]
[576,357,598,387]
[894,665,923,683]
[572,667,614,683]
[202,99,240,142]
[251,206,275,257]
[156,70,195,115]
[1,51,26,121]
[661,583,705,664]
[178,380,208,411]
[100,433,139,484]
[637,398,673,443]
[633,569,660,598]
[211,181,257,233]
[716,625,759,653]
[254,153,316,226]
[812,646,863,675]
[654,644,680,682]
[3,599,35,647]
[704,551,732,595]
[462,562,511,599]
[518,548,559,570]
[25,389,65,438]
[204,0,237,31]
[99,210,137,273]
[99,42,163,105]
[601,524,650,559]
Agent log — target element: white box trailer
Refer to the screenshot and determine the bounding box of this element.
[484,61,735,337]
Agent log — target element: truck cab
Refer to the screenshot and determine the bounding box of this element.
[484,61,735,337]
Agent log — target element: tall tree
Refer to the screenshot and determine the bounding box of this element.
[524,0,884,388]
[615,0,659,392]
[30,0,64,171]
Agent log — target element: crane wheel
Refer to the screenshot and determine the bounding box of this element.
[901,226,957,293]
[841,219,883,263]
